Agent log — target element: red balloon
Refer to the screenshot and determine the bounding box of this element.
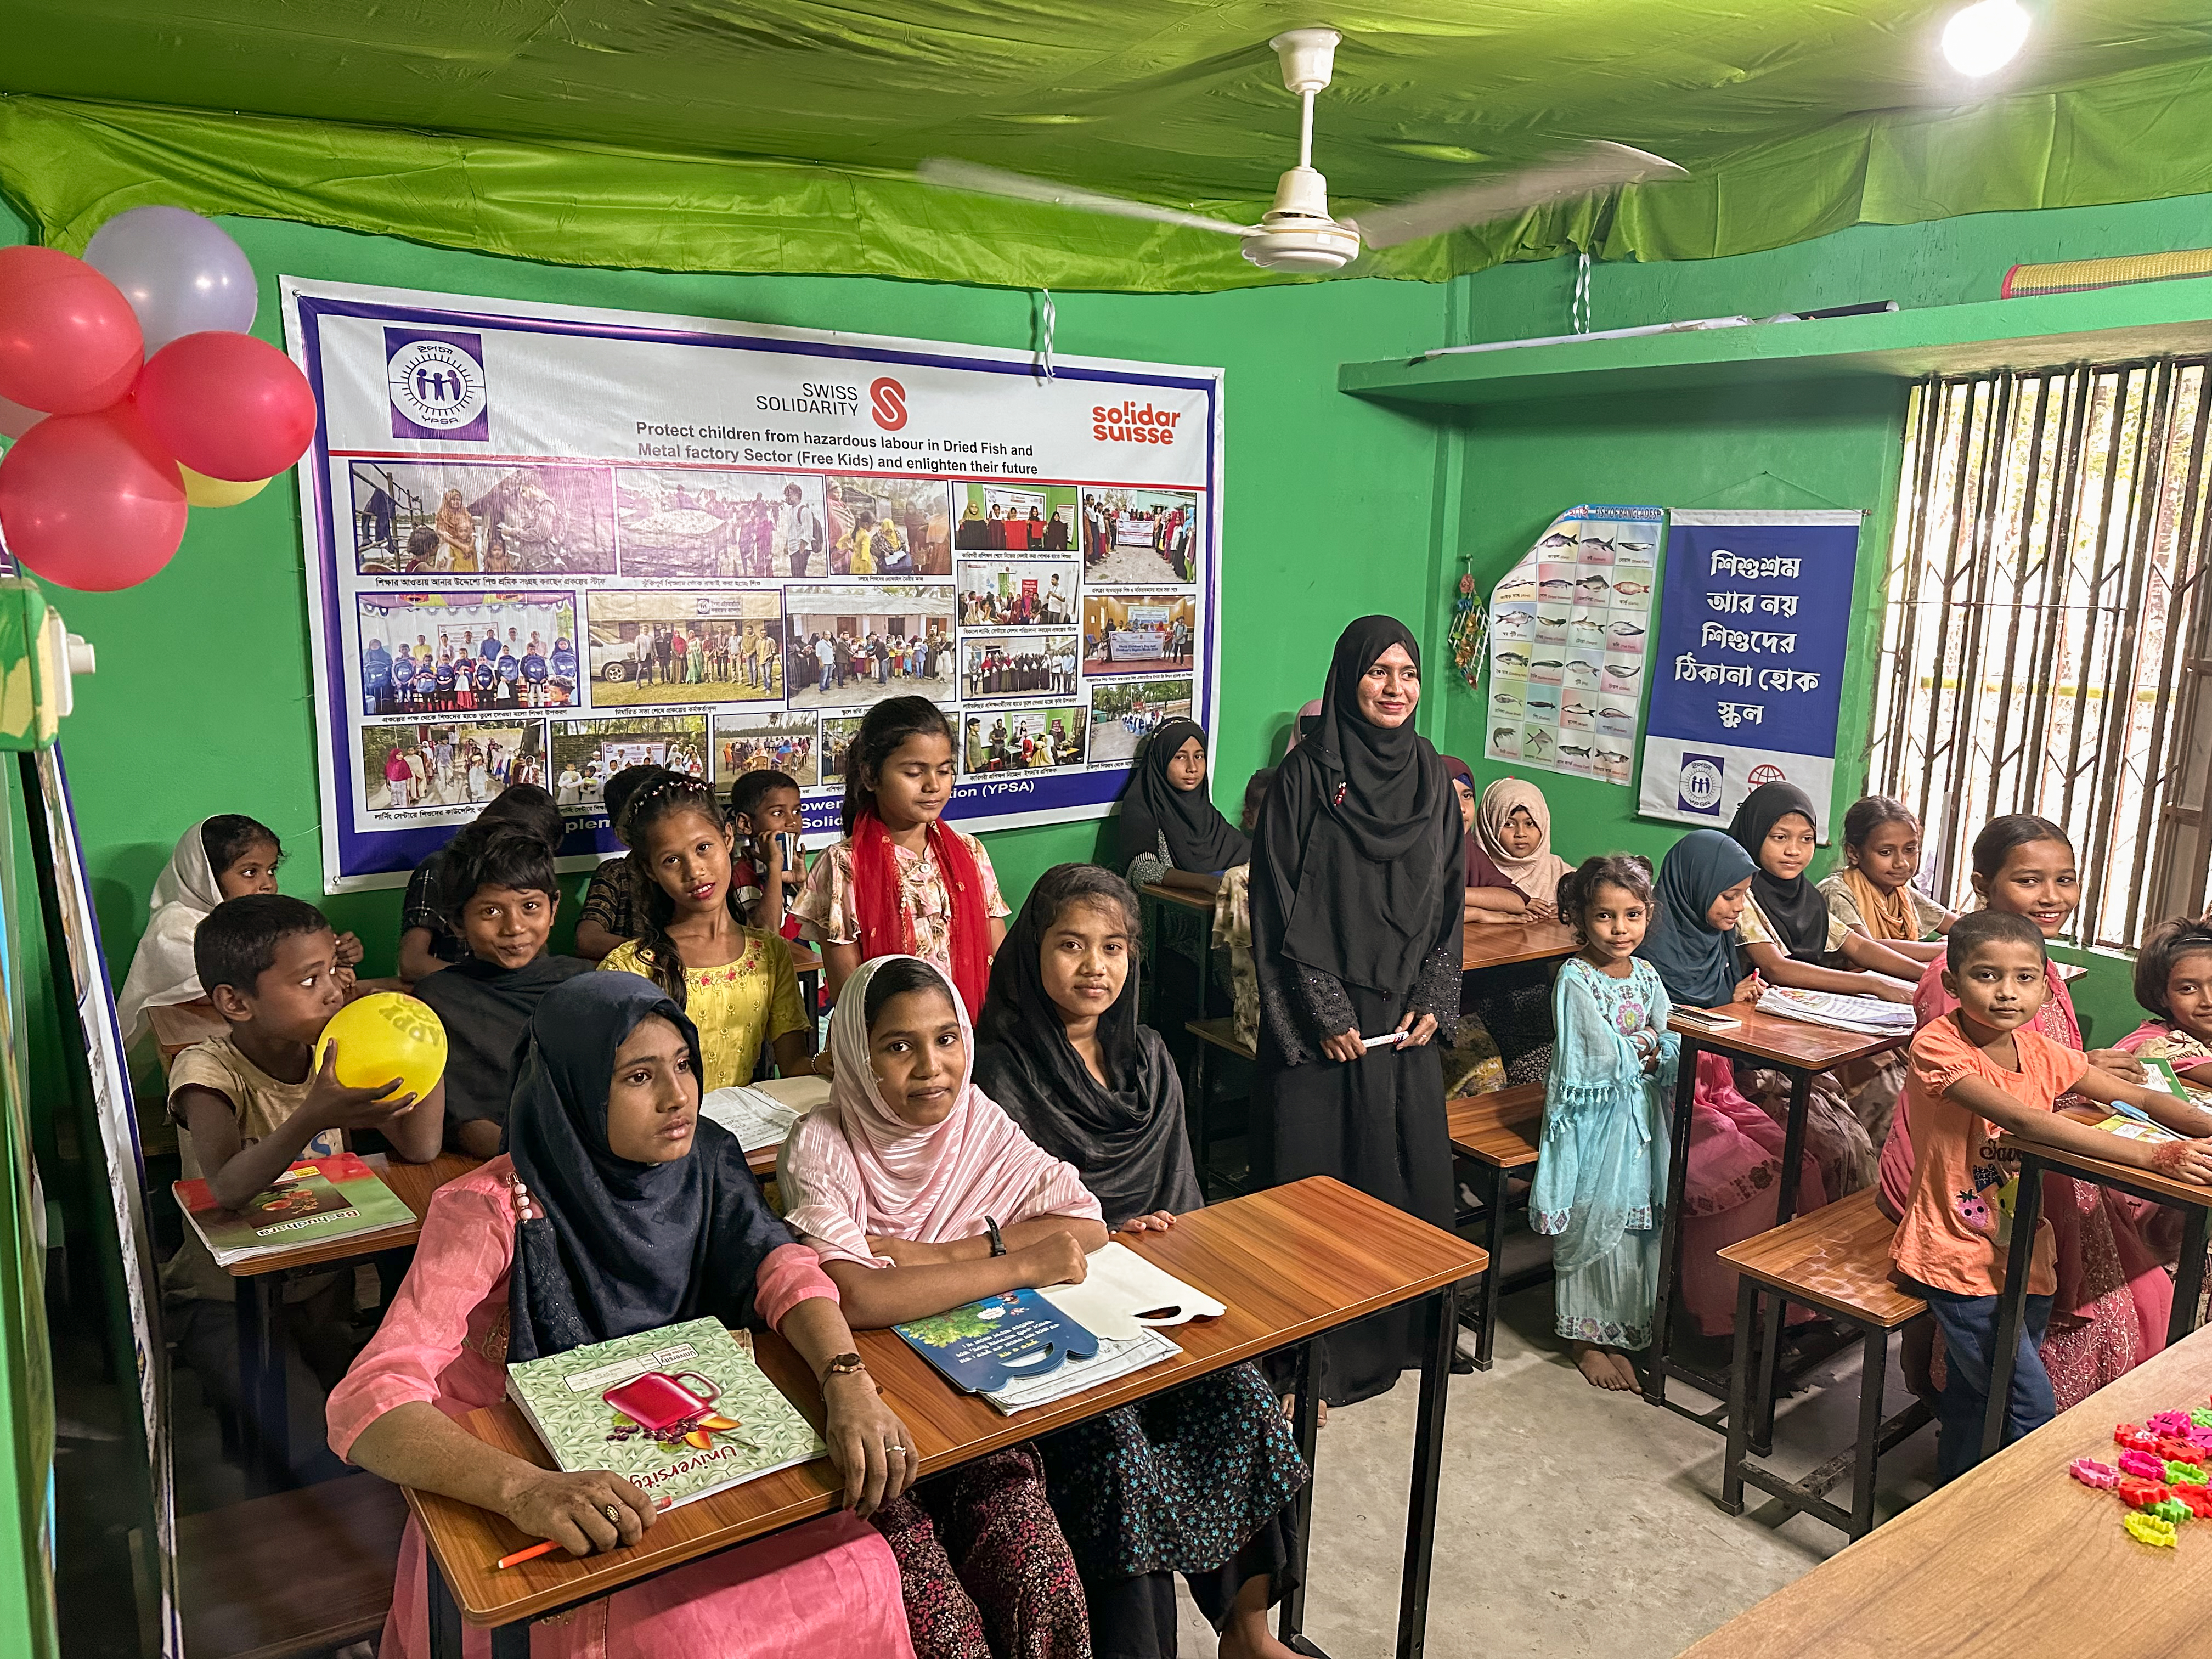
[133,331,316,482]
[0,404,186,591]
[0,246,144,415]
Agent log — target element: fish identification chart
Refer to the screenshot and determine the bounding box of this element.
[1483,505,1662,784]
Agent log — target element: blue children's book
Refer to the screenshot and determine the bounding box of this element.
[893,1289,1101,1395]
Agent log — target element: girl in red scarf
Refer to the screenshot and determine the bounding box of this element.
[792,697,1009,1017]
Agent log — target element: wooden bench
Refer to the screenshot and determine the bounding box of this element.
[1446,1085,1547,1370]
[179,1474,407,1659]
[1716,1189,1932,1541]
[1183,1018,1255,1197]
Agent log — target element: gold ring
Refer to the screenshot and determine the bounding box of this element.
[601,1503,622,1525]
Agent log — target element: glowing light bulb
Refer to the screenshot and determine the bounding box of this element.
[1942,0,2030,77]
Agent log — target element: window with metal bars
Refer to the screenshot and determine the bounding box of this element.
[1870,360,2212,952]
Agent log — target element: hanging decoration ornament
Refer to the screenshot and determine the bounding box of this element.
[1448,561,1487,692]
[0,206,318,590]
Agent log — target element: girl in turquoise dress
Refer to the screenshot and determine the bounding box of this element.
[1532,854,1680,1392]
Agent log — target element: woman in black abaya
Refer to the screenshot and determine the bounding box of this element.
[1248,616,1464,1406]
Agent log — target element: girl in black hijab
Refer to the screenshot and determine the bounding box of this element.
[328,972,942,1656]
[1724,781,1917,1003]
[974,863,1307,1658]
[1248,616,1465,1406]
[1117,716,1249,894]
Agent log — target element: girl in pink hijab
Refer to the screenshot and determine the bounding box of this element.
[782,955,1308,1659]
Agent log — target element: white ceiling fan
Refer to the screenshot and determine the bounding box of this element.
[917,29,1686,274]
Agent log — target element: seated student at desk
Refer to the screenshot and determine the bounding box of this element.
[786,956,1304,1659]
[572,764,665,962]
[1116,717,1248,895]
[2117,917,2212,1085]
[327,974,929,1659]
[118,814,363,1046]
[1724,782,1913,1200]
[1442,759,1557,1090]
[1635,831,1826,1339]
[975,865,1307,1658]
[399,785,565,983]
[598,775,826,1091]
[1888,910,2212,1481]
[1881,816,2174,1408]
[1473,778,1571,922]
[413,824,592,1158]
[165,895,443,1435]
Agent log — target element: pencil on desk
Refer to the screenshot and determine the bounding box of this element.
[495,1497,673,1568]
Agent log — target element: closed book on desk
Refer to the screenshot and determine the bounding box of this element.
[174,1153,416,1266]
[895,1288,1180,1415]
[507,1318,824,1510]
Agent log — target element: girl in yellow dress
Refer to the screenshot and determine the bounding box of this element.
[598,774,827,1090]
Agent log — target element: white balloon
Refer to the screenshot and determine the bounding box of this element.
[83,206,257,353]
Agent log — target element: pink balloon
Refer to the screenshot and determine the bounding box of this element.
[133,331,316,482]
[0,246,144,415]
[0,404,186,591]
[0,391,44,440]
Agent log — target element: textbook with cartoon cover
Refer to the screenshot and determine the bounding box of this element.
[173,1152,416,1266]
[895,1285,1182,1415]
[507,1317,825,1510]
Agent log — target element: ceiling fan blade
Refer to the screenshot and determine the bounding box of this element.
[916,159,1255,238]
[1347,142,1687,250]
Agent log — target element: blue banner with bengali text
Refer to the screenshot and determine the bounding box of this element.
[1636,510,1863,834]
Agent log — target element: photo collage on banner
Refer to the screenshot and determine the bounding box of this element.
[285,281,1222,887]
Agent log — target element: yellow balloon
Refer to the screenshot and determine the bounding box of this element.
[315,992,448,1102]
[180,465,272,508]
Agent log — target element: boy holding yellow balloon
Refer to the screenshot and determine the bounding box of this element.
[163,895,447,1441]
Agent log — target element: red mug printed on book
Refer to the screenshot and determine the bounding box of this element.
[603,1370,722,1433]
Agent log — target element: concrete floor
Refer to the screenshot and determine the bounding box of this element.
[1173,1270,1942,1658]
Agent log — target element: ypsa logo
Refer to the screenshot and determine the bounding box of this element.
[1091,399,1184,445]
[1747,763,1788,787]
[1677,753,1725,816]
[870,377,908,431]
[386,329,488,441]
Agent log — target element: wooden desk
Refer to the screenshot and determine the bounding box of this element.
[1684,1319,2212,1658]
[1982,1120,2212,1463]
[232,1152,481,1493]
[1137,880,1222,1066]
[1647,1006,1907,1443]
[411,1177,1485,1659]
[149,997,227,1067]
[1460,917,1579,973]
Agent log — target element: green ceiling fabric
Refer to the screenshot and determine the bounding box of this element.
[1,1,2210,291]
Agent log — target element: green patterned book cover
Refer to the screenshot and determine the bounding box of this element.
[507,1317,825,1509]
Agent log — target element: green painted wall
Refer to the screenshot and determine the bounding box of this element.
[1435,188,2212,1042]
[0,206,1446,984]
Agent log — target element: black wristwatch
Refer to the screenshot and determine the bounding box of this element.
[985,1215,1007,1257]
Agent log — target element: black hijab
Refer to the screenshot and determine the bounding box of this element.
[1635,830,1759,1007]
[413,952,592,1132]
[506,973,798,1362]
[973,871,1203,1224]
[1116,716,1249,875]
[1256,616,1460,994]
[1726,782,1829,960]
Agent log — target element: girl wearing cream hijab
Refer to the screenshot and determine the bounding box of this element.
[1476,777,1573,919]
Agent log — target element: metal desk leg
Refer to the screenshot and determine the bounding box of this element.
[2170,1203,2210,1346]
[1979,1152,2045,1465]
[1751,1065,1815,1455]
[1476,1161,1506,1372]
[427,1548,464,1659]
[1852,1328,1891,1539]
[235,1273,289,1493]
[1138,891,1161,1029]
[492,1621,532,1658]
[1645,1037,1704,1409]
[1395,1290,1454,1659]
[1187,1040,1211,1183]
[1719,1275,1758,1515]
[1278,1340,1323,1651]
